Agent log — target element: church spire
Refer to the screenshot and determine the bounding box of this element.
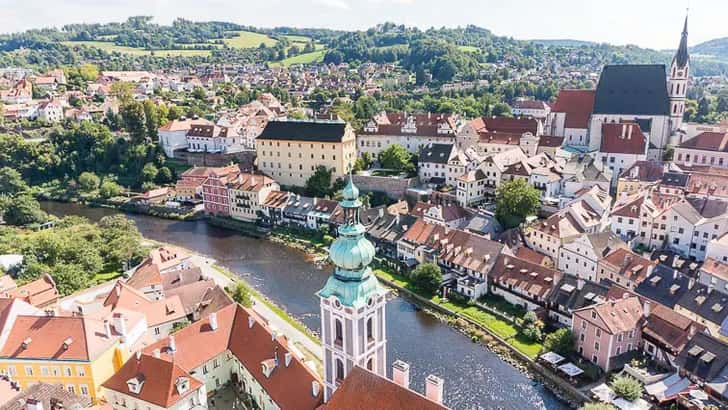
[674,13,689,69]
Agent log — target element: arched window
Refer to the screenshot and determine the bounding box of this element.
[367,358,374,371]
[334,319,343,347]
[335,359,344,382]
[366,317,374,342]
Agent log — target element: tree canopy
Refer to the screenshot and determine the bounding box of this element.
[495,179,541,229]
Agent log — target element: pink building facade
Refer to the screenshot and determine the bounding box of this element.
[572,296,644,371]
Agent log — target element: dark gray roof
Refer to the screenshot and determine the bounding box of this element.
[661,171,689,188]
[676,332,728,382]
[593,65,670,116]
[674,16,689,69]
[676,283,728,326]
[258,120,347,143]
[548,275,609,314]
[635,264,690,308]
[420,143,454,165]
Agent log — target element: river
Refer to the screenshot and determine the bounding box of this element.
[41,202,569,410]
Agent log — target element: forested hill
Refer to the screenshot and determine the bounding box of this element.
[1,17,727,77]
[691,38,728,62]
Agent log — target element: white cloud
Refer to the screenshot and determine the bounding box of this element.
[312,0,351,10]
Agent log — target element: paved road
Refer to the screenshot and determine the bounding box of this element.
[190,255,324,362]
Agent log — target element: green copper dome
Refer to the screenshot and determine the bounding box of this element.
[329,234,375,272]
[317,177,385,308]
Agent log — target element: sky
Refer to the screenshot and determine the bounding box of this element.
[0,0,726,49]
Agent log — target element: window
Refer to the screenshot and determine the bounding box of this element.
[203,365,209,375]
[335,359,345,382]
[79,384,89,396]
[67,385,75,394]
[334,319,343,347]
[24,366,33,376]
[367,358,374,371]
[594,342,600,351]
[41,366,49,376]
[76,366,85,377]
[366,317,374,342]
[7,366,15,377]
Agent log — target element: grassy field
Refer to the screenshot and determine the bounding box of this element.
[458,45,480,53]
[224,30,277,48]
[273,49,327,67]
[62,41,212,56]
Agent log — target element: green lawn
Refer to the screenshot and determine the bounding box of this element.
[284,35,313,43]
[93,270,122,284]
[224,31,277,48]
[273,49,327,67]
[62,41,212,56]
[458,45,480,53]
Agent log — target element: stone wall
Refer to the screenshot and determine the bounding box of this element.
[174,150,256,169]
[351,175,415,200]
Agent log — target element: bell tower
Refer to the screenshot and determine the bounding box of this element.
[317,175,388,402]
[669,14,690,132]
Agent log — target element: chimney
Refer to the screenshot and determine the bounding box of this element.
[113,313,127,341]
[643,301,651,318]
[209,313,218,331]
[135,350,142,361]
[688,278,695,290]
[425,374,444,404]
[576,278,585,290]
[104,321,112,338]
[627,124,633,140]
[392,360,410,389]
[284,352,292,367]
[311,381,321,397]
[152,348,161,359]
[169,336,177,352]
[248,316,255,328]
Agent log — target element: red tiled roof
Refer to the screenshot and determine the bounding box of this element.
[600,123,647,155]
[102,353,202,408]
[678,132,728,152]
[599,248,655,284]
[538,135,564,148]
[551,89,595,129]
[573,296,643,335]
[470,117,538,135]
[325,366,447,410]
[5,275,58,308]
[490,255,561,300]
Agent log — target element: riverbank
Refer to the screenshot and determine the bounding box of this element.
[375,271,589,407]
[40,201,571,409]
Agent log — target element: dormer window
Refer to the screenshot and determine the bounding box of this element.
[175,377,190,394]
[127,376,145,394]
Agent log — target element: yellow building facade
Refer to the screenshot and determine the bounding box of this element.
[256,120,356,187]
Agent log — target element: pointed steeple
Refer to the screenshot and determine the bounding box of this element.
[674,13,689,69]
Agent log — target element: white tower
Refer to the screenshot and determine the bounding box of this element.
[317,176,388,402]
[668,15,690,132]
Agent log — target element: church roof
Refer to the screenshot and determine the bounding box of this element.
[674,16,689,69]
[593,65,670,116]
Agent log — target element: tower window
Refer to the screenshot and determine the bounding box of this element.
[367,358,374,371]
[367,317,374,342]
[334,319,343,347]
[336,359,344,382]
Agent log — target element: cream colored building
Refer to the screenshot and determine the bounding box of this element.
[257,120,356,187]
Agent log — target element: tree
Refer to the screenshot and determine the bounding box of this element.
[610,376,643,401]
[120,102,148,143]
[143,100,159,140]
[49,263,93,297]
[542,328,575,357]
[3,194,47,226]
[141,163,159,183]
[305,166,333,197]
[78,172,101,192]
[378,144,413,172]
[353,96,379,119]
[110,82,134,102]
[78,64,100,81]
[522,310,544,342]
[353,152,373,172]
[97,215,144,270]
[495,179,541,229]
[0,167,29,195]
[99,180,122,198]
[411,262,442,295]
[227,282,253,307]
[156,166,173,184]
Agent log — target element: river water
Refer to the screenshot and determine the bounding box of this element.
[41,202,569,410]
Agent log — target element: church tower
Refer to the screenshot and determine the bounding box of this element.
[317,176,388,402]
[669,14,690,132]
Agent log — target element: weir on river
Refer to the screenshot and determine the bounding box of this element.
[41,202,568,410]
